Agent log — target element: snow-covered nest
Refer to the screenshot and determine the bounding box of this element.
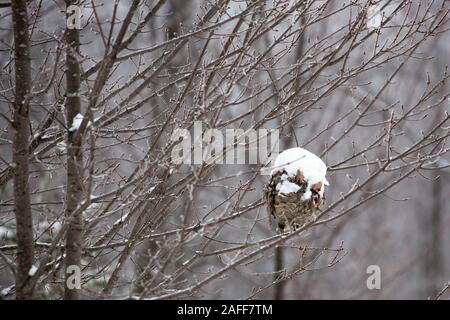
[271,147,329,200]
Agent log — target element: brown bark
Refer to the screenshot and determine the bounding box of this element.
[273,246,285,300]
[64,0,83,300]
[11,0,34,300]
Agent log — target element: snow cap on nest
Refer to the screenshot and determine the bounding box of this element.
[271,147,329,200]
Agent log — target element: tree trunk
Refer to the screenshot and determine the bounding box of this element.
[11,0,34,300]
[64,0,83,300]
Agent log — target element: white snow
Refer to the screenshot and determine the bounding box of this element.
[69,113,92,132]
[277,180,301,194]
[276,173,301,194]
[69,113,84,132]
[1,285,14,297]
[271,147,328,200]
[113,213,129,226]
[28,265,38,277]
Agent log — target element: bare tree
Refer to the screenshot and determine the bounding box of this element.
[10,0,34,300]
[63,0,83,300]
[0,0,449,300]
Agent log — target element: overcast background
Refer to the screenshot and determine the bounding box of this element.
[0,0,449,299]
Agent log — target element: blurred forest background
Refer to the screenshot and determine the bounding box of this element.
[0,0,449,299]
